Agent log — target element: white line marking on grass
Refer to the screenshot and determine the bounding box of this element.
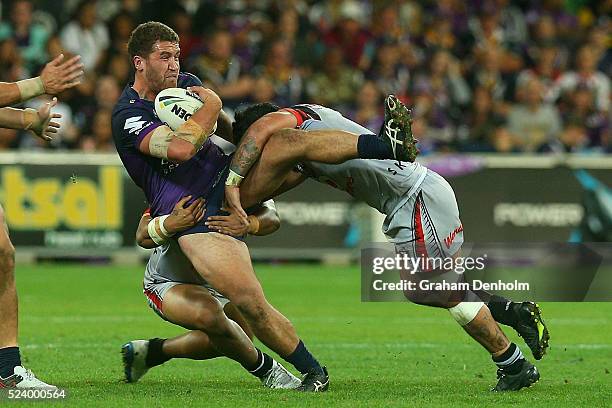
[315,342,612,350]
[21,316,611,325]
[21,342,612,351]
[21,315,147,323]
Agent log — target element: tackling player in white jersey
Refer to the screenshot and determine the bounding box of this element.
[122,196,300,389]
[220,97,549,391]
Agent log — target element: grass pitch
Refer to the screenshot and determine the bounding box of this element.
[11,263,612,407]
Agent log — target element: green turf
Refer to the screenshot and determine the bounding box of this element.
[8,263,612,407]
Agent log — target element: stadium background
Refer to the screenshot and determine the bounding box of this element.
[0,0,610,260]
[0,1,610,406]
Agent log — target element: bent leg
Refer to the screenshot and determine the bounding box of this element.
[461,304,510,356]
[162,331,219,360]
[178,233,299,357]
[161,283,258,367]
[240,129,359,208]
[158,303,253,361]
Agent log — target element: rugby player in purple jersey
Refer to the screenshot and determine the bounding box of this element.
[111,20,418,392]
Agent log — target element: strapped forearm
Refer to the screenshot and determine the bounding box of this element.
[173,117,208,148]
[0,107,39,130]
[0,78,45,107]
[148,118,210,159]
[146,214,175,245]
[16,77,45,102]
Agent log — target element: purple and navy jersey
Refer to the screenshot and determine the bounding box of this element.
[112,72,230,218]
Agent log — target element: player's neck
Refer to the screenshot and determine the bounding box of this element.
[132,77,156,101]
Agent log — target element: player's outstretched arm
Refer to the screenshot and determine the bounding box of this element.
[136,196,205,249]
[205,199,280,237]
[138,87,221,163]
[0,54,83,107]
[0,97,61,141]
[224,111,298,220]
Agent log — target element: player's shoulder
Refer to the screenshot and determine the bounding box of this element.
[112,85,156,123]
[178,72,203,88]
[113,85,141,115]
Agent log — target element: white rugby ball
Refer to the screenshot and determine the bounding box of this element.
[154,87,204,131]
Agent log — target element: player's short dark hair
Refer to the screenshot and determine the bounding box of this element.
[233,102,280,144]
[127,21,179,60]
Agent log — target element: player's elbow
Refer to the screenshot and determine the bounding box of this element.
[135,228,153,249]
[271,220,280,234]
[268,216,281,234]
[167,141,196,163]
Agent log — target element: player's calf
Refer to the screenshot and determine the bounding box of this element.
[451,301,540,391]
[486,296,550,360]
[121,338,300,389]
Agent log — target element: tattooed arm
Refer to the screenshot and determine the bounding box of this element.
[228,111,298,177]
[224,111,298,219]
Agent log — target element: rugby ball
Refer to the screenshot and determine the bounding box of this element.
[154,87,204,130]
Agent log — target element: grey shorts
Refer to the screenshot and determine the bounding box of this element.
[385,170,463,259]
[143,280,230,321]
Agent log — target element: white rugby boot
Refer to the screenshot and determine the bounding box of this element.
[260,360,301,389]
[121,340,150,383]
[1,366,58,388]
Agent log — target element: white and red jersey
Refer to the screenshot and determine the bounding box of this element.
[282,104,428,220]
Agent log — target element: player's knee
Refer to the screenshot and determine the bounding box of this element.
[403,288,460,308]
[190,301,225,332]
[403,288,429,305]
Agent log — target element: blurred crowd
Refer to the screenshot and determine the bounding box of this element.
[0,0,609,154]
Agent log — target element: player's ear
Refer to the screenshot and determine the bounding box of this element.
[133,56,144,72]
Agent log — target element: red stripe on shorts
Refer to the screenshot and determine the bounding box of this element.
[144,289,163,312]
[414,196,429,259]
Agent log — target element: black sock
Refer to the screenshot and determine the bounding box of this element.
[492,343,525,375]
[357,134,393,159]
[0,347,21,378]
[247,349,273,378]
[283,340,322,375]
[486,295,518,327]
[145,338,170,368]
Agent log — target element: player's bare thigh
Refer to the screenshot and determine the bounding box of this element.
[177,232,266,303]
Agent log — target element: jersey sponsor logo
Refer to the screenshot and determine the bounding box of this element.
[494,203,583,227]
[124,116,148,135]
[444,224,464,249]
